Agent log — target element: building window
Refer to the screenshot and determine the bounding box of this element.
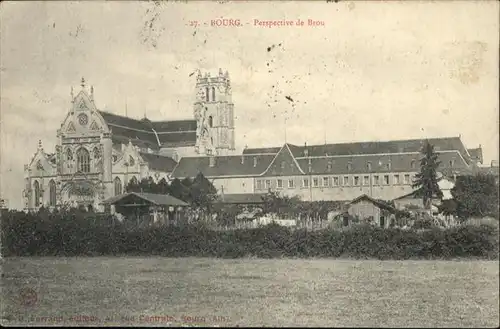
[404,174,410,185]
[343,176,349,186]
[363,176,369,186]
[208,116,213,128]
[33,180,40,207]
[277,179,283,189]
[265,180,271,190]
[313,177,319,187]
[93,147,100,159]
[114,177,122,196]
[394,174,400,185]
[212,87,216,102]
[49,180,56,207]
[367,162,372,171]
[206,87,209,102]
[66,148,73,160]
[256,180,262,190]
[354,176,360,186]
[384,175,390,185]
[76,148,90,173]
[288,179,295,189]
[333,176,339,186]
[323,177,330,187]
[373,175,380,185]
[302,178,309,188]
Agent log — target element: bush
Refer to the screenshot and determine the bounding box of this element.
[1,210,498,260]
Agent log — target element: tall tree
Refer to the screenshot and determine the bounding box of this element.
[412,140,443,212]
[451,173,499,219]
[190,172,217,210]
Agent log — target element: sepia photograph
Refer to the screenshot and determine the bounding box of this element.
[1,0,499,327]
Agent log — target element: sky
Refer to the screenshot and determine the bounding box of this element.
[1,1,499,209]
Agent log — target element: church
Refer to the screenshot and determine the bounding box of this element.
[23,69,236,212]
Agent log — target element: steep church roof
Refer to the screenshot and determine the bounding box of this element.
[139,152,178,172]
[97,110,197,149]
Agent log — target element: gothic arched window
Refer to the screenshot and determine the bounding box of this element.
[114,177,122,196]
[206,87,209,102]
[76,148,90,173]
[33,180,41,207]
[66,148,73,161]
[130,176,138,185]
[93,146,100,159]
[212,87,216,102]
[49,180,56,207]
[208,116,213,128]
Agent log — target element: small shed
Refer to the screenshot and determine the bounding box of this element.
[346,194,397,228]
[102,192,188,226]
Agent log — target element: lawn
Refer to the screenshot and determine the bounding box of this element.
[1,257,499,327]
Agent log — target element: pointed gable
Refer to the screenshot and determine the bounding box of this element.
[67,122,76,132]
[261,144,305,176]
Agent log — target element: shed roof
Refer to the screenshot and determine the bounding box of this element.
[102,192,188,206]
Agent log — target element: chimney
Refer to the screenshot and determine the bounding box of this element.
[304,142,308,157]
[209,156,216,168]
[253,156,257,168]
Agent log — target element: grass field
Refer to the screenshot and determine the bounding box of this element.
[1,257,499,327]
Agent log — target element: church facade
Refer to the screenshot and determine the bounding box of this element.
[23,69,236,212]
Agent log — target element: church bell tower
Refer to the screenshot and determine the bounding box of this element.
[193,69,235,156]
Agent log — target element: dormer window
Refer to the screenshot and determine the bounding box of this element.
[253,156,258,168]
[347,162,352,171]
[281,161,285,169]
[241,156,245,165]
[367,162,372,171]
[209,156,215,167]
[327,161,332,172]
[411,160,416,169]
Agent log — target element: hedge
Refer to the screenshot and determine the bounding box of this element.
[1,210,498,259]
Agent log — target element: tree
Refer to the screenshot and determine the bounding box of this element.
[412,140,443,212]
[451,173,499,219]
[189,172,217,210]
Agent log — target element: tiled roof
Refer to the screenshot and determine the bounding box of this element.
[297,151,468,175]
[172,154,275,178]
[153,120,197,132]
[157,132,197,147]
[244,137,472,163]
[98,110,197,149]
[349,194,397,213]
[139,152,178,172]
[102,192,188,206]
[216,193,266,204]
[467,148,483,163]
[242,147,281,155]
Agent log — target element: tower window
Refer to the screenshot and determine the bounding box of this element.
[208,116,213,128]
[76,147,90,173]
[114,177,122,196]
[212,87,216,102]
[33,180,41,207]
[206,87,209,102]
[49,180,56,207]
